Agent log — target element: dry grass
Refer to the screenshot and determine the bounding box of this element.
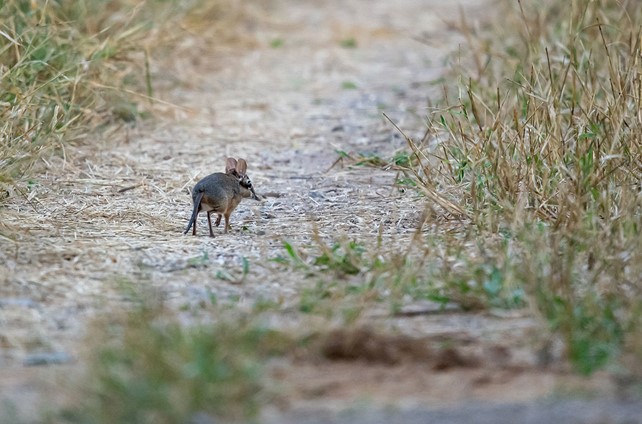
[0,0,254,220]
[390,0,642,374]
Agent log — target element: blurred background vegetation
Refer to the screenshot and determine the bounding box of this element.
[0,0,246,203]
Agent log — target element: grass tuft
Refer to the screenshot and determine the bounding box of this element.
[56,300,290,423]
[391,0,642,374]
[0,0,251,211]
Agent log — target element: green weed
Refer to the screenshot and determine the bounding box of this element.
[341,81,358,90]
[278,230,526,320]
[270,38,284,48]
[340,37,357,48]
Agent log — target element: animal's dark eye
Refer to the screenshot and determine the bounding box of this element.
[240,177,253,189]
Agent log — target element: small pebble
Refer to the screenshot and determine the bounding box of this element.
[23,351,74,367]
[309,191,326,200]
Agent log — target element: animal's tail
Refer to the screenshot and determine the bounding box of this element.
[183,191,204,235]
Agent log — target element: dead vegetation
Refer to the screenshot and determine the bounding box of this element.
[0,0,256,221]
[406,0,642,376]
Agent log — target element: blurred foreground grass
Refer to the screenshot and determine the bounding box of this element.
[54,300,289,423]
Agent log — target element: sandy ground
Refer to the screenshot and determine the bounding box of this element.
[1,0,639,422]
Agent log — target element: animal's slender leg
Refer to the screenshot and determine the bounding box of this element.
[224,213,231,233]
[207,211,215,237]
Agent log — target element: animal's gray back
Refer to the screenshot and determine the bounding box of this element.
[193,173,239,198]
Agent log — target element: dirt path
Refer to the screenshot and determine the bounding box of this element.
[1,0,636,421]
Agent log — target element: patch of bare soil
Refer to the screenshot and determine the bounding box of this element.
[0,0,629,421]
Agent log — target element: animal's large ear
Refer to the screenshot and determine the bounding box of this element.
[225,157,238,174]
[236,158,248,175]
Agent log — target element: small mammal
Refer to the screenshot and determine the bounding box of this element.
[184,157,259,236]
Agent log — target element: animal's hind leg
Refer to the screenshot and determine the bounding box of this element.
[215,214,222,227]
[223,213,231,233]
[192,212,197,235]
[207,211,215,237]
